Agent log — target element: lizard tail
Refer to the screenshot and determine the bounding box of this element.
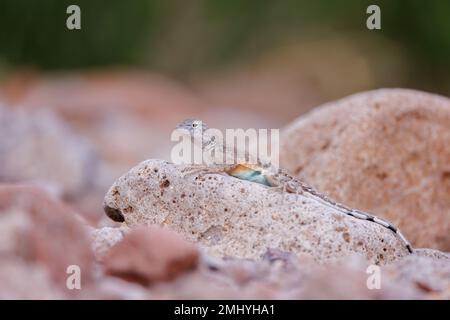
[349,210,414,254]
[300,188,414,254]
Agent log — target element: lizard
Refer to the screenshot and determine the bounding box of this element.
[174,119,414,254]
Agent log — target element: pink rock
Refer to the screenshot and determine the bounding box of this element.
[0,184,94,295]
[103,226,199,286]
[281,89,450,251]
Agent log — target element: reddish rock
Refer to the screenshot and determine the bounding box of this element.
[103,226,199,286]
[0,184,94,294]
[281,89,450,251]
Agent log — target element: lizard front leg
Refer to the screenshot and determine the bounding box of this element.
[264,173,304,204]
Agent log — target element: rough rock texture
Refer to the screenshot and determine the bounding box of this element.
[103,226,199,285]
[91,226,128,262]
[413,248,449,260]
[0,184,95,297]
[103,159,411,265]
[280,89,450,251]
[383,254,450,299]
[0,106,99,198]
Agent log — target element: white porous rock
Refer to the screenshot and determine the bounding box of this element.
[91,226,129,261]
[103,159,410,264]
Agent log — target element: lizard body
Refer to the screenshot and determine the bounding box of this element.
[175,119,413,253]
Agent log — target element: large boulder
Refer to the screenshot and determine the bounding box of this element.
[280,89,450,251]
[103,159,411,265]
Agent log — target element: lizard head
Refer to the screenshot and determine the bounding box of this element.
[175,119,208,135]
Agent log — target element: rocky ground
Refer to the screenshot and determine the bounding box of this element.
[0,82,448,299]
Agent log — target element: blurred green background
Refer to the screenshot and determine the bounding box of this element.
[0,0,449,95]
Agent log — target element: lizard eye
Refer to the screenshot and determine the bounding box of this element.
[192,123,198,128]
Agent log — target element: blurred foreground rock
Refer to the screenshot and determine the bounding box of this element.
[103,226,199,285]
[281,89,450,251]
[92,225,450,299]
[103,160,410,265]
[0,184,94,298]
